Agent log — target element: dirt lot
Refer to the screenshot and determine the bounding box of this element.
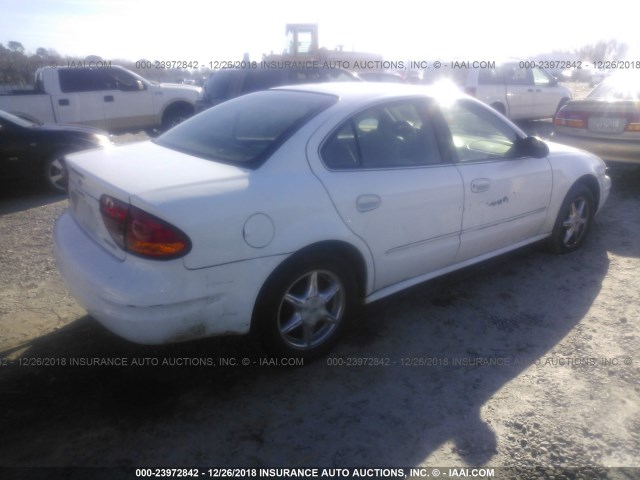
[1,87,639,479]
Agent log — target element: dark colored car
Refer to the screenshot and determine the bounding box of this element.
[357,71,407,83]
[552,73,640,165]
[195,66,360,112]
[0,110,111,192]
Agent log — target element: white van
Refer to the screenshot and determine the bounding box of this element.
[425,61,572,121]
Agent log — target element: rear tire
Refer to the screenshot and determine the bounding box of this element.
[548,184,595,254]
[252,254,358,361]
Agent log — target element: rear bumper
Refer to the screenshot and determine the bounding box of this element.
[551,132,640,165]
[54,210,282,344]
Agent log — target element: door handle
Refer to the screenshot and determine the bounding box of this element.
[471,178,491,193]
[356,194,382,212]
[104,95,114,102]
[58,99,70,106]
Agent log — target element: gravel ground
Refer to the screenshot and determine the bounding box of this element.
[0,85,638,479]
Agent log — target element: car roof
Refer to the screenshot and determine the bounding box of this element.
[272,81,465,103]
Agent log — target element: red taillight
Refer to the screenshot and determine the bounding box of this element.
[626,110,640,132]
[554,109,586,128]
[100,195,191,260]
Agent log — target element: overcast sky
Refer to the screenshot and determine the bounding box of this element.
[1,0,637,63]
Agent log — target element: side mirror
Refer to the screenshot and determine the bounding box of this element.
[517,136,549,159]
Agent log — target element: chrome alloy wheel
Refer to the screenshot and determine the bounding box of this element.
[561,195,590,248]
[45,157,67,192]
[277,270,346,350]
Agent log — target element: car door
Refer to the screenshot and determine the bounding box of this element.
[307,99,464,292]
[52,69,107,129]
[438,99,552,262]
[99,68,155,131]
[502,64,536,120]
[532,67,562,118]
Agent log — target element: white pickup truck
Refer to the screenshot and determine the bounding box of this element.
[0,66,201,134]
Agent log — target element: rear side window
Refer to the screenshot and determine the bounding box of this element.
[58,68,143,93]
[478,68,503,85]
[156,90,337,168]
[322,99,443,169]
[59,69,103,92]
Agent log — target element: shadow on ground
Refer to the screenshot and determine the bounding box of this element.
[0,233,610,468]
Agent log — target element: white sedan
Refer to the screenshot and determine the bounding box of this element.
[54,83,611,359]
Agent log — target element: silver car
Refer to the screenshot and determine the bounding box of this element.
[552,73,640,165]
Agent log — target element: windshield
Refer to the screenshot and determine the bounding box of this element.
[588,75,640,100]
[155,90,337,168]
[0,110,38,128]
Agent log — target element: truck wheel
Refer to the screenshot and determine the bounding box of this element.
[161,105,194,131]
[43,155,67,193]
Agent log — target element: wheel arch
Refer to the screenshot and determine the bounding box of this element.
[574,173,601,210]
[160,100,195,125]
[250,240,369,330]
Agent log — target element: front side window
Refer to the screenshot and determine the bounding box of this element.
[108,69,146,91]
[322,100,443,169]
[156,90,337,168]
[439,100,518,162]
[504,65,533,86]
[532,68,553,87]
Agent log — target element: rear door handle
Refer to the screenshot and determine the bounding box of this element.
[356,194,382,212]
[471,178,491,193]
[58,98,70,106]
[104,95,114,102]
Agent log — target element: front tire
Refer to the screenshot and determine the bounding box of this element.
[253,254,358,360]
[161,104,194,132]
[548,184,594,254]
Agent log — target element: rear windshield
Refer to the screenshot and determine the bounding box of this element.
[588,77,640,100]
[155,90,337,168]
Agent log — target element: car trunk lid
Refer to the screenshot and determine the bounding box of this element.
[65,141,249,260]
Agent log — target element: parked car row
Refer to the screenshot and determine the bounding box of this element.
[2,62,636,194]
[195,66,360,112]
[0,65,201,135]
